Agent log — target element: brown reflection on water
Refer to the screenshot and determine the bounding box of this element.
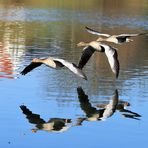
[0,1,26,78]
[101,0,147,15]
[0,0,147,80]
[2,0,146,13]
[1,0,147,14]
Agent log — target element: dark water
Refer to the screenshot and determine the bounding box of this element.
[0,0,148,147]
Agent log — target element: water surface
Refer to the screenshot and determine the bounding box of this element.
[0,0,148,148]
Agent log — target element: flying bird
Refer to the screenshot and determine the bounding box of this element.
[77,41,120,78]
[20,56,87,80]
[85,26,147,44]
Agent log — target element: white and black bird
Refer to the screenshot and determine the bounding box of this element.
[85,26,147,44]
[77,41,120,78]
[20,56,87,80]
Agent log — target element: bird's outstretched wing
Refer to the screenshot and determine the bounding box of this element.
[117,33,147,37]
[78,46,95,69]
[20,105,45,124]
[85,26,110,37]
[53,58,87,80]
[101,44,120,78]
[122,114,140,120]
[20,62,42,75]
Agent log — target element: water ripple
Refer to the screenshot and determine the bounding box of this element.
[0,8,148,29]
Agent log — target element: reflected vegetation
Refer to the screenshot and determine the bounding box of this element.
[0,1,25,78]
[20,87,141,133]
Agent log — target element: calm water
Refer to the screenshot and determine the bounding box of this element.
[0,0,148,147]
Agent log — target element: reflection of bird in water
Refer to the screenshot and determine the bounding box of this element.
[20,56,87,80]
[85,26,147,44]
[77,41,119,78]
[77,87,118,122]
[20,105,72,133]
[115,101,141,120]
[96,98,141,120]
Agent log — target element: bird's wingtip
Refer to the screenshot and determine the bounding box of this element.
[77,86,83,91]
[20,71,26,75]
[20,105,26,110]
[77,86,85,94]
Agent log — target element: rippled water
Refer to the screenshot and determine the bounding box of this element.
[0,1,148,148]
